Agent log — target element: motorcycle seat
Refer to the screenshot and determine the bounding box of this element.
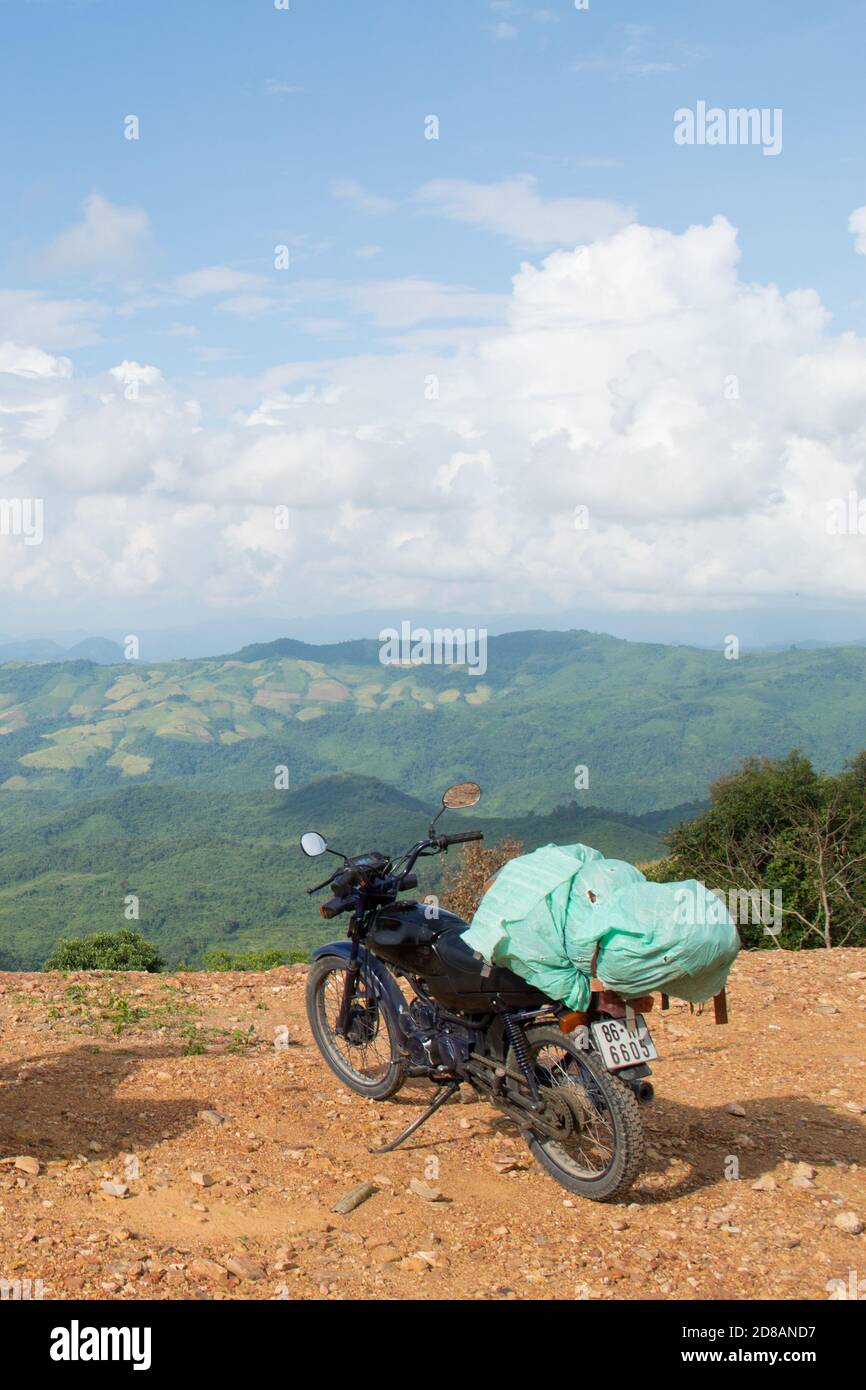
[435,927,549,1004]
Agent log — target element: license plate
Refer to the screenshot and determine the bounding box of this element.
[591,1015,658,1070]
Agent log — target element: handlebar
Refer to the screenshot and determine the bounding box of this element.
[306,830,485,902]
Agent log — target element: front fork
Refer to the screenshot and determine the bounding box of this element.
[335,920,363,1037]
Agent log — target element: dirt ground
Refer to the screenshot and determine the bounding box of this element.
[0,949,863,1301]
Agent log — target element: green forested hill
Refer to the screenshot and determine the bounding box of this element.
[1,630,865,815]
[1,627,865,967]
[0,775,670,969]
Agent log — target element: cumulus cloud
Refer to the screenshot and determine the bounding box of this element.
[849,205,866,255]
[34,194,152,278]
[3,214,866,621]
[416,175,634,247]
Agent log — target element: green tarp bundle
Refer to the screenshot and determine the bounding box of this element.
[463,843,740,1012]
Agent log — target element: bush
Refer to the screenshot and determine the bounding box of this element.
[43,928,164,972]
[202,948,308,972]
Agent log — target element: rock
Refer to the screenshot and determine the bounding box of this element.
[790,1162,817,1185]
[14,1156,40,1176]
[189,1172,215,1188]
[725,1103,746,1117]
[814,1004,839,1015]
[100,1181,129,1198]
[198,1110,225,1127]
[188,1259,229,1283]
[333,1181,377,1215]
[224,1255,266,1281]
[408,1178,447,1202]
[834,1211,864,1236]
[751,1175,777,1191]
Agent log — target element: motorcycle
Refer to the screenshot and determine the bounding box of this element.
[301,781,656,1201]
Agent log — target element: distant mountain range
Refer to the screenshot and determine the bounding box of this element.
[0,636,124,665]
[1,628,864,814]
[1,627,865,967]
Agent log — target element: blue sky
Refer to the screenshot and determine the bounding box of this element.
[4,0,865,375]
[1,0,866,642]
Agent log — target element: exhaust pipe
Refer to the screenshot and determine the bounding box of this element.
[636,1080,654,1105]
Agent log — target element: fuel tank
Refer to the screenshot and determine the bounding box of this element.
[368,901,549,1012]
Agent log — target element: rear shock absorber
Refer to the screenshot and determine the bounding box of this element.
[503,1014,540,1106]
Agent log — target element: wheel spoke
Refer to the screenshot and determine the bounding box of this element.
[532,1043,617,1179]
[318,966,393,1083]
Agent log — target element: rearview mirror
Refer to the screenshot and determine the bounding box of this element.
[300,831,328,858]
[442,781,482,809]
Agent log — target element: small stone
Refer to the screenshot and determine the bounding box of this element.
[198,1110,225,1127]
[408,1178,447,1202]
[224,1255,266,1281]
[751,1174,777,1191]
[188,1259,229,1283]
[189,1172,215,1188]
[834,1211,864,1236]
[790,1162,817,1185]
[100,1181,129,1198]
[332,1181,377,1215]
[14,1156,40,1176]
[725,1103,746,1117]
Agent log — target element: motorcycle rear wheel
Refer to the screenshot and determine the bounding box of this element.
[306,955,408,1100]
[508,1024,645,1202]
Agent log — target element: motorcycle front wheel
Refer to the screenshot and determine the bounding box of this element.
[305,955,408,1100]
[509,1024,645,1202]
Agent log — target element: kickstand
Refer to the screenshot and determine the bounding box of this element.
[369,1080,461,1154]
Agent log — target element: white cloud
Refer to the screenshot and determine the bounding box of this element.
[416,175,634,247]
[330,180,396,216]
[0,290,107,348]
[345,278,506,327]
[172,266,268,298]
[216,295,277,319]
[0,342,72,379]
[849,206,866,255]
[4,215,866,621]
[34,194,152,277]
[493,22,517,40]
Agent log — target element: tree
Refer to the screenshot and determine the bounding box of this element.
[663,751,866,948]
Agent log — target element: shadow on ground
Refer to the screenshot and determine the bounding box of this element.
[0,1044,209,1162]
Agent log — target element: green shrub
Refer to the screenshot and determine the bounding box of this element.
[202,947,308,972]
[43,928,164,973]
